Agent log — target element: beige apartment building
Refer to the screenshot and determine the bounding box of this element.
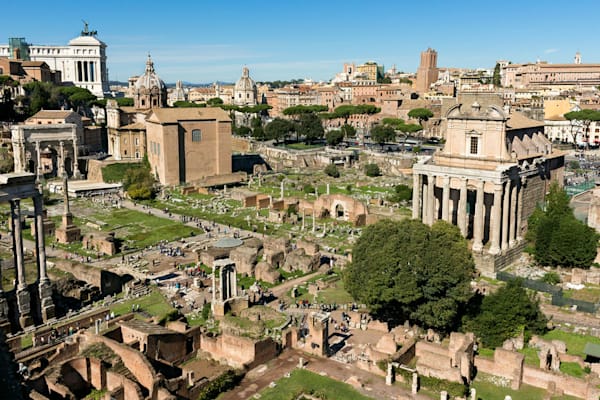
[145,108,232,186]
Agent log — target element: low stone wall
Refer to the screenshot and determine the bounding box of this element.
[522,365,598,399]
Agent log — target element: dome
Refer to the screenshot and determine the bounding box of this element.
[135,55,166,91]
[234,67,256,92]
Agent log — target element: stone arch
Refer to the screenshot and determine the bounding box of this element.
[335,203,345,219]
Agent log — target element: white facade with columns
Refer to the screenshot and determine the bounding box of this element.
[413,102,564,273]
[0,24,109,97]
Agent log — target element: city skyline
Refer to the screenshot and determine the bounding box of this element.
[3,0,600,83]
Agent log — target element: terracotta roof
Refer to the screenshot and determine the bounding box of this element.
[21,61,48,67]
[147,107,231,124]
[506,112,543,130]
[28,110,77,119]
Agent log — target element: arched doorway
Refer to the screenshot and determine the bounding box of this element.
[335,204,345,219]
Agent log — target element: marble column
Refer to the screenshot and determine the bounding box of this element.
[72,135,80,179]
[412,173,421,219]
[427,175,436,225]
[11,200,26,291]
[489,184,503,255]
[422,179,429,223]
[35,194,55,321]
[59,141,65,177]
[35,141,42,181]
[458,178,468,237]
[516,178,525,241]
[472,180,484,252]
[509,180,517,247]
[501,181,511,251]
[441,176,450,222]
[12,199,32,328]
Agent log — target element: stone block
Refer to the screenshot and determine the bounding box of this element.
[375,333,397,354]
[255,262,281,284]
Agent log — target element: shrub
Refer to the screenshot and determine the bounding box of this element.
[303,184,315,194]
[541,272,561,285]
[324,164,340,178]
[364,163,380,177]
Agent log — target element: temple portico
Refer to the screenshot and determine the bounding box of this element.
[412,99,564,275]
[412,166,527,256]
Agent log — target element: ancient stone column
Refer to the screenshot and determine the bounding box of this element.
[427,175,436,225]
[35,141,42,181]
[58,141,65,177]
[509,180,517,246]
[35,194,55,321]
[12,199,33,328]
[421,178,428,223]
[412,173,421,220]
[280,181,284,199]
[501,181,511,251]
[489,184,503,255]
[472,180,485,252]
[458,178,468,237]
[441,176,450,222]
[73,136,80,177]
[12,200,26,291]
[516,178,525,241]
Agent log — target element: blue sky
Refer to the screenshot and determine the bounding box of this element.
[2,0,599,83]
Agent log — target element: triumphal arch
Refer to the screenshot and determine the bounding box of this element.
[11,123,81,179]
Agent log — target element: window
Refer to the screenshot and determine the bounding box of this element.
[135,138,139,146]
[192,129,202,142]
[469,136,479,155]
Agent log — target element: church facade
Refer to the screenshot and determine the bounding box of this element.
[412,102,564,275]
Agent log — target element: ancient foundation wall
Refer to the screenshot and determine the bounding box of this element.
[522,365,597,399]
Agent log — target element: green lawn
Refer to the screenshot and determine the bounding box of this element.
[543,329,600,358]
[257,368,374,400]
[109,289,174,320]
[518,346,540,366]
[471,375,546,400]
[284,142,325,151]
[316,280,355,304]
[559,361,588,378]
[101,162,144,183]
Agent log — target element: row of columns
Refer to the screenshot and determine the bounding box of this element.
[35,139,79,181]
[1,195,54,328]
[413,173,525,255]
[76,60,97,83]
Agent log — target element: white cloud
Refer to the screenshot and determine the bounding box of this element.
[544,48,559,54]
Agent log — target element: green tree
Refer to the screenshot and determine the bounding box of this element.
[364,163,381,177]
[345,219,475,331]
[207,97,224,106]
[462,279,547,348]
[528,182,599,268]
[493,63,502,87]
[407,108,434,126]
[296,112,324,144]
[123,161,156,200]
[282,105,328,116]
[340,124,356,138]
[173,101,206,108]
[324,164,340,178]
[564,109,600,147]
[370,124,395,145]
[326,130,344,146]
[265,118,294,144]
[388,184,412,203]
